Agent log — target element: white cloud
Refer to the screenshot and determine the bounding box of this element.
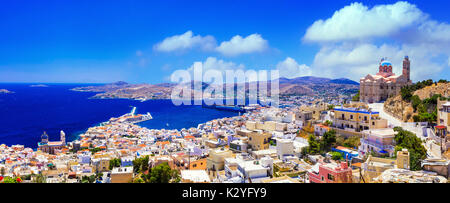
[154,31,216,52]
[416,20,450,44]
[303,1,425,42]
[216,34,269,56]
[310,43,444,81]
[187,57,245,73]
[276,57,312,79]
[303,1,450,82]
[154,32,270,56]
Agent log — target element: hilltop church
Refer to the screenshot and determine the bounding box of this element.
[38,131,66,154]
[359,56,412,103]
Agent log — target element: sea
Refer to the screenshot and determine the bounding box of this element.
[0,83,238,148]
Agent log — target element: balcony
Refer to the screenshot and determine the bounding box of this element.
[360,139,394,151]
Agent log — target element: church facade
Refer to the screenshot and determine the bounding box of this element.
[360,56,412,103]
[38,131,66,154]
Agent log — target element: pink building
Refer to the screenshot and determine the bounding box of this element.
[360,56,412,103]
[308,162,352,183]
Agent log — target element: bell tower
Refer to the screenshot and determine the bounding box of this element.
[402,56,411,82]
[41,131,49,144]
[60,130,66,145]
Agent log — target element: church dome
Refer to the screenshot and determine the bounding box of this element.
[381,61,392,66]
[41,131,48,139]
[41,131,49,143]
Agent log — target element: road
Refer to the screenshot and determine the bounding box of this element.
[368,103,403,128]
[369,103,441,158]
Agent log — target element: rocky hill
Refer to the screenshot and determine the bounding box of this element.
[384,95,415,122]
[0,89,14,94]
[414,82,450,100]
[71,76,359,101]
[384,82,450,122]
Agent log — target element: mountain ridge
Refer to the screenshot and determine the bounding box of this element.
[71,76,359,101]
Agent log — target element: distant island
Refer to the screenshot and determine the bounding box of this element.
[30,84,49,87]
[0,89,14,94]
[71,77,359,102]
[71,81,173,101]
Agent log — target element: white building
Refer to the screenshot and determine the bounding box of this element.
[276,139,294,159]
[181,170,211,183]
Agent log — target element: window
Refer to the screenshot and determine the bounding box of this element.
[372,122,375,125]
[327,174,335,181]
[350,115,353,120]
[321,176,324,182]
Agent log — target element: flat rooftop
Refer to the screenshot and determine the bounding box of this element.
[363,128,396,138]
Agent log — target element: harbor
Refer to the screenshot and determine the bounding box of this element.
[108,106,153,124]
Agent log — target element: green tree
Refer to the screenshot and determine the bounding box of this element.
[307,134,321,155]
[352,90,360,102]
[81,175,96,183]
[321,130,337,152]
[343,136,360,148]
[109,158,121,170]
[148,162,180,183]
[336,136,345,146]
[393,127,427,171]
[323,120,332,126]
[90,147,103,153]
[33,173,46,183]
[132,155,150,174]
[331,152,342,160]
[411,95,421,111]
[3,177,19,183]
[269,140,275,146]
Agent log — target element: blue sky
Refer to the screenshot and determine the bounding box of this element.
[0,0,449,83]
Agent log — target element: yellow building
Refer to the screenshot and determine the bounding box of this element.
[299,102,328,121]
[248,131,272,151]
[245,121,257,131]
[92,157,111,173]
[189,158,207,170]
[333,107,388,133]
[396,148,410,170]
[110,167,134,183]
[206,148,234,171]
[246,121,286,132]
[361,149,410,182]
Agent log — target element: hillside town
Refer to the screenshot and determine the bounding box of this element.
[0,57,449,183]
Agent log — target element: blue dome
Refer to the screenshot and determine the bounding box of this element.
[41,131,48,140]
[381,61,392,66]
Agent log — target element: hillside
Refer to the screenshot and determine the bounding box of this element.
[0,89,14,94]
[71,76,359,101]
[384,81,450,122]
